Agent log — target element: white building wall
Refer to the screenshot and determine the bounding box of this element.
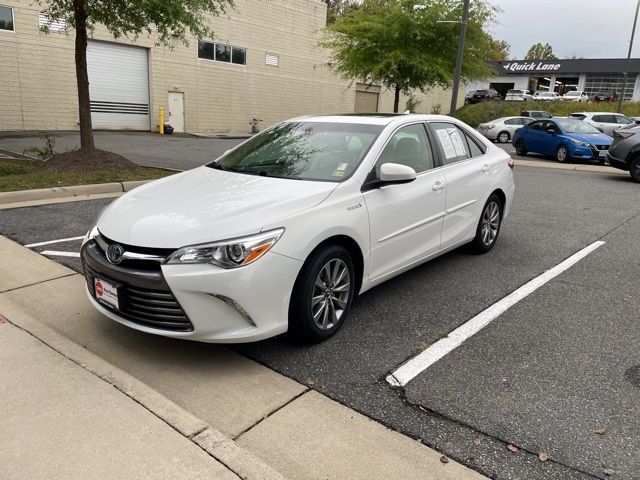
[467,75,530,92]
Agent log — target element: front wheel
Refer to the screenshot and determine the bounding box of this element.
[288,245,355,342]
[515,140,527,156]
[631,157,640,183]
[556,145,569,163]
[470,195,503,254]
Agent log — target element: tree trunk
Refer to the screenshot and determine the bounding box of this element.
[393,85,401,113]
[74,0,95,151]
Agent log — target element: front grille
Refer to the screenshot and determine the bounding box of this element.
[84,263,193,332]
[82,241,193,332]
[595,145,609,151]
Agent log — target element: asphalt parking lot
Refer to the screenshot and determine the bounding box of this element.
[2,164,639,479]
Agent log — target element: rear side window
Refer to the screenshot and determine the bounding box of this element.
[429,122,489,165]
[615,115,633,125]
[504,119,518,125]
[593,115,616,123]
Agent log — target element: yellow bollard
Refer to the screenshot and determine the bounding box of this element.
[159,107,165,135]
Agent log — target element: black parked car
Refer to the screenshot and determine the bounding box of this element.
[468,89,501,104]
[607,125,640,182]
[592,91,618,102]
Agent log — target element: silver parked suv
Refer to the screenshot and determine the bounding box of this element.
[607,126,640,182]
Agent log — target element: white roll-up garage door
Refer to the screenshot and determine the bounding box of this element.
[87,41,150,130]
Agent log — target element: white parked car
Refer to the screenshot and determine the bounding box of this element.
[534,91,562,101]
[562,90,589,102]
[505,89,533,101]
[82,115,515,343]
[477,116,533,143]
[569,112,634,136]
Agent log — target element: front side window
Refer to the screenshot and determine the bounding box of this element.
[211,122,383,182]
[430,122,471,165]
[375,124,434,176]
[0,5,14,31]
[528,121,544,130]
[615,115,633,125]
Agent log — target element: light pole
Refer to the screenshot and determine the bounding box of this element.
[449,0,470,117]
[618,0,640,113]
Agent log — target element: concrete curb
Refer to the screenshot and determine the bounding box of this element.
[0,180,152,205]
[1,268,286,479]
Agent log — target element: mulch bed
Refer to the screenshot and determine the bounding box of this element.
[40,149,142,173]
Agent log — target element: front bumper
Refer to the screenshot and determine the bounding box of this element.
[606,153,630,171]
[570,144,608,160]
[82,240,303,343]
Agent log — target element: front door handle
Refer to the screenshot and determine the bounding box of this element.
[432,181,446,191]
[482,164,491,173]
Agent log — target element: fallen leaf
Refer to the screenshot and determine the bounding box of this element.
[539,452,548,462]
[417,342,430,351]
[306,378,316,386]
[472,437,482,445]
[595,428,606,435]
[506,444,519,453]
[440,456,449,464]
[604,468,616,476]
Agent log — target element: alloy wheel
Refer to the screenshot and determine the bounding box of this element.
[557,146,568,163]
[498,132,509,143]
[311,259,351,330]
[481,202,500,246]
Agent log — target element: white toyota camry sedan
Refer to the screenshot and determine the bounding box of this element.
[82,114,515,343]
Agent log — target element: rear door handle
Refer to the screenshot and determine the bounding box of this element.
[432,181,446,191]
[482,164,491,173]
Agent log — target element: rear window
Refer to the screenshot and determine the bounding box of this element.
[570,113,586,120]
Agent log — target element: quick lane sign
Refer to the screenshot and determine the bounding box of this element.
[500,61,562,73]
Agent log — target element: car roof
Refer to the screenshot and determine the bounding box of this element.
[287,113,463,126]
[571,111,621,116]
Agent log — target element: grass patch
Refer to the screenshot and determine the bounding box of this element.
[0,160,174,192]
[457,101,640,128]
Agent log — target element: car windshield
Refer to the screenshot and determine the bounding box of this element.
[210,122,383,182]
[556,119,601,134]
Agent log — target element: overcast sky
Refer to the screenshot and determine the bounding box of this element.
[488,0,640,59]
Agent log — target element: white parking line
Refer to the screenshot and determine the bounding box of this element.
[25,236,85,248]
[40,250,81,258]
[386,241,606,388]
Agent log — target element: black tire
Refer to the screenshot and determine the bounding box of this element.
[556,145,569,163]
[470,194,503,254]
[515,140,527,156]
[288,245,356,343]
[631,157,640,183]
[497,131,510,144]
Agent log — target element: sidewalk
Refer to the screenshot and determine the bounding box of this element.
[0,235,486,480]
[0,320,239,480]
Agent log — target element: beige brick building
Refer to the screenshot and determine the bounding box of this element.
[0,0,461,134]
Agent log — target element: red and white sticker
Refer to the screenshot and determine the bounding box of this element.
[94,278,119,310]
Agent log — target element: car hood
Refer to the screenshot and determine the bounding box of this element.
[97,166,337,248]
[566,132,612,144]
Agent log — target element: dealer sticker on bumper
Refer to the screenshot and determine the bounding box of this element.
[94,278,119,310]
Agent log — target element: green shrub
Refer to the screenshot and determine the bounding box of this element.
[0,161,36,175]
[456,101,640,128]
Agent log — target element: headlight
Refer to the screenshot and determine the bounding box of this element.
[165,228,285,268]
[82,225,99,246]
[570,138,590,147]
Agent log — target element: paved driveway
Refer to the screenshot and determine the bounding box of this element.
[2,165,639,479]
[0,131,246,170]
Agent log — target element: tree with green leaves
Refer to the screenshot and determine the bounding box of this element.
[324,0,359,24]
[487,38,511,61]
[321,0,498,113]
[38,0,234,151]
[524,42,558,60]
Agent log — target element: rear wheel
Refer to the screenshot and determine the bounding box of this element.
[631,157,640,183]
[289,245,355,342]
[497,131,510,144]
[470,195,503,254]
[515,140,527,156]
[556,145,569,163]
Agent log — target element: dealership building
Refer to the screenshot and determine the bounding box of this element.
[0,0,458,134]
[468,58,640,101]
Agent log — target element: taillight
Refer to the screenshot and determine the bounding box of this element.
[507,158,515,170]
[614,130,635,139]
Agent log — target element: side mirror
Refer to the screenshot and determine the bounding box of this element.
[379,163,417,184]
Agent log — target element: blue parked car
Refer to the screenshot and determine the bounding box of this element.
[512,118,612,164]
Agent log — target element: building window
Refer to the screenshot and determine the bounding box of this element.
[266,53,279,67]
[0,5,14,31]
[584,74,635,101]
[198,40,246,65]
[38,12,67,32]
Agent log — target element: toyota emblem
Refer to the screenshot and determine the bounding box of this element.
[106,244,125,264]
